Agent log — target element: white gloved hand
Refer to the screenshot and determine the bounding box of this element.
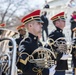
[61,54,71,60]
[49,65,56,75]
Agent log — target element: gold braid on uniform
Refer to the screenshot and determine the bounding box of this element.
[32,67,43,75]
[47,38,55,52]
[47,38,54,47]
[18,52,30,65]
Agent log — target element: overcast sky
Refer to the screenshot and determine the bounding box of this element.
[28,0,45,8]
[2,0,76,16]
[0,0,46,16]
[16,0,45,15]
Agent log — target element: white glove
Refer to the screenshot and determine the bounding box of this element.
[49,65,56,75]
[60,54,71,60]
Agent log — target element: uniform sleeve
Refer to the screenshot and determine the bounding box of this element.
[18,42,26,52]
[17,41,30,72]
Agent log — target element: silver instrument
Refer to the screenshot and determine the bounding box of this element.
[29,47,56,68]
[48,37,72,54]
[54,37,72,54]
[0,28,17,75]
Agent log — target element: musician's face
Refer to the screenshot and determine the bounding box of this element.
[28,20,43,36]
[55,19,65,29]
[19,29,26,35]
[59,19,65,27]
[33,21,42,36]
[73,12,76,15]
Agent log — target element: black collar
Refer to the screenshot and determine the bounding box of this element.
[29,33,38,41]
[56,27,63,32]
[20,34,24,38]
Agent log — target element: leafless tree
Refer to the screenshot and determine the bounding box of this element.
[0,0,40,29]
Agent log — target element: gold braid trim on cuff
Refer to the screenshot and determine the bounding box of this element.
[32,67,43,75]
[18,52,29,65]
[19,56,29,65]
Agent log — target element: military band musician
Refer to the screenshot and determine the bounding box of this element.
[17,10,56,75]
[45,12,70,75]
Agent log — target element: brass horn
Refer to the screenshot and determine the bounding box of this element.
[54,37,72,54]
[29,47,56,68]
[47,37,72,55]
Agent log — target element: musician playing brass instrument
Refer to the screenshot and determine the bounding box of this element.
[17,10,56,75]
[45,12,70,75]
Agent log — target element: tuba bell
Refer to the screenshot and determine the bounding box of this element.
[0,28,17,75]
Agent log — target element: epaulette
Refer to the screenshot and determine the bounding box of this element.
[49,30,56,38]
[22,37,32,44]
[18,37,32,52]
[55,30,60,33]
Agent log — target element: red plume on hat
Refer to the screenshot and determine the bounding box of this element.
[0,23,6,27]
[16,24,25,30]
